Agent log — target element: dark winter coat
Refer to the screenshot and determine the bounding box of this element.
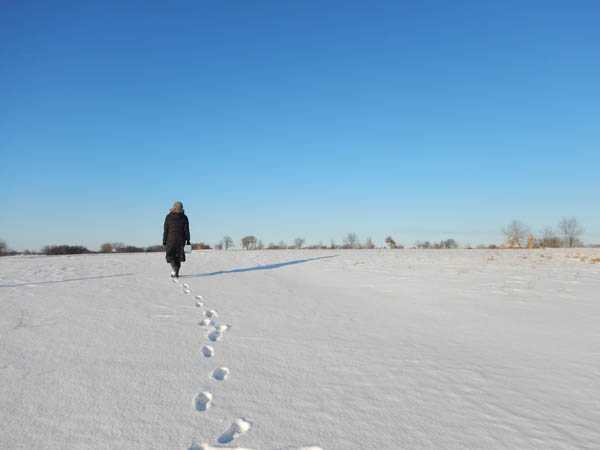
[163,212,190,263]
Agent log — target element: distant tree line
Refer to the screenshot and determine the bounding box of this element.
[100,242,145,253]
[414,239,458,249]
[211,218,588,251]
[0,240,214,256]
[502,217,585,248]
[43,245,91,255]
[214,234,460,250]
[212,234,400,250]
[98,242,212,253]
[0,218,591,257]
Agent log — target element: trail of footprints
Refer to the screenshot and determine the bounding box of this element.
[174,278,322,450]
[174,279,251,446]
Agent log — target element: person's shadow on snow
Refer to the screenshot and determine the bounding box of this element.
[183,255,337,278]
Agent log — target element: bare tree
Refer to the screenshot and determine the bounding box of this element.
[0,239,7,255]
[502,220,530,248]
[558,217,584,248]
[294,237,305,249]
[384,236,397,249]
[241,236,257,250]
[365,237,375,249]
[223,236,234,250]
[278,240,287,249]
[343,233,360,249]
[257,240,264,250]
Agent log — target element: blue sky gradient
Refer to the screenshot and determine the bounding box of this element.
[1,1,599,250]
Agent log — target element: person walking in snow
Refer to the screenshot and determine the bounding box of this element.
[163,201,190,278]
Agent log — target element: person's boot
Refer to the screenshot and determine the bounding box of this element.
[170,263,178,278]
[175,262,181,278]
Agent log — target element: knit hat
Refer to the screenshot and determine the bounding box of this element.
[170,201,184,213]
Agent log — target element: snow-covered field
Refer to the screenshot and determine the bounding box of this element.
[1,249,599,449]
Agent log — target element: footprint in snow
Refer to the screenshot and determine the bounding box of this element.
[218,418,252,444]
[208,330,222,342]
[194,391,213,412]
[202,345,214,357]
[205,309,218,319]
[207,323,231,341]
[190,443,254,450]
[195,295,204,307]
[212,367,229,381]
[183,283,190,289]
[199,318,211,327]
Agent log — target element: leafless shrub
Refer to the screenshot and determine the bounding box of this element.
[100,243,114,253]
[191,242,211,250]
[539,228,562,248]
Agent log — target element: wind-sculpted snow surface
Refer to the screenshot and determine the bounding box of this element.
[1,249,600,449]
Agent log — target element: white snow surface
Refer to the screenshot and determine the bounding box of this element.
[1,249,600,449]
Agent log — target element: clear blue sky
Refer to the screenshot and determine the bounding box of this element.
[1,0,599,250]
